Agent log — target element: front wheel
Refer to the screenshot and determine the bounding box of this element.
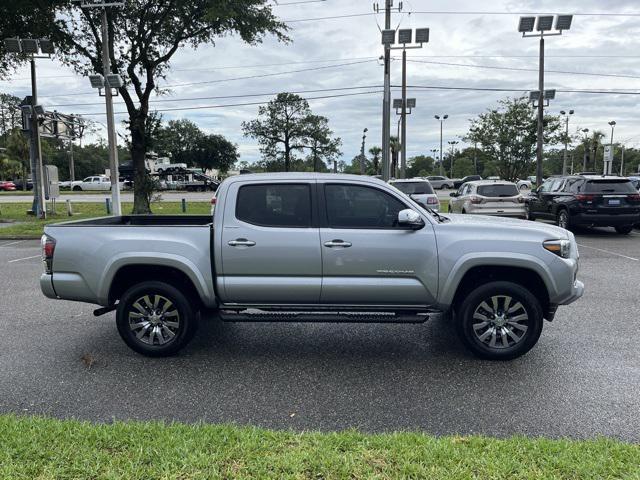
[116,281,198,357]
[557,209,571,230]
[72,186,82,191]
[455,281,543,360]
[615,225,633,234]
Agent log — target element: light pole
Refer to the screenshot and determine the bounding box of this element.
[560,110,574,175]
[448,140,459,178]
[469,127,479,175]
[581,128,589,172]
[518,14,573,187]
[435,115,448,176]
[3,37,54,219]
[76,0,124,216]
[607,120,616,175]
[359,128,368,175]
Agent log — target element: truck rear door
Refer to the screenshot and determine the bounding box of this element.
[219,181,321,304]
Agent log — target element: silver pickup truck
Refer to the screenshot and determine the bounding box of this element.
[40,173,584,360]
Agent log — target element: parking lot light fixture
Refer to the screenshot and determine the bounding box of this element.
[560,110,575,175]
[435,115,448,176]
[581,128,589,171]
[518,14,573,188]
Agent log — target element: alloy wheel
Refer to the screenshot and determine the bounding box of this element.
[128,294,180,346]
[471,295,529,349]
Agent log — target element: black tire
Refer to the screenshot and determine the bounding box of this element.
[525,204,535,221]
[448,205,452,213]
[615,225,633,234]
[556,209,571,230]
[116,281,198,357]
[73,186,82,192]
[455,281,544,360]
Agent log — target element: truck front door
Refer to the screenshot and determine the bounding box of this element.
[219,181,321,304]
[318,182,438,306]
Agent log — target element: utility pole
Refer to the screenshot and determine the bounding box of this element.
[448,140,459,178]
[69,140,75,182]
[30,58,46,219]
[400,48,407,179]
[381,0,392,181]
[536,35,544,187]
[100,9,122,216]
[620,145,625,176]
[434,115,447,176]
[607,120,616,176]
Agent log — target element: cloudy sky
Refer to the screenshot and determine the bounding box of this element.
[2,0,639,165]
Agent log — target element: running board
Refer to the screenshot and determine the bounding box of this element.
[219,309,430,323]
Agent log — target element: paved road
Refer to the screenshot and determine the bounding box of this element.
[1,228,639,441]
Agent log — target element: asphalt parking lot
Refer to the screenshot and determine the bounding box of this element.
[1,228,639,441]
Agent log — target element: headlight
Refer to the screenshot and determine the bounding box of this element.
[543,239,571,259]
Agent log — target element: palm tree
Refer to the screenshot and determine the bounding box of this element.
[590,130,605,172]
[389,136,401,178]
[368,146,382,175]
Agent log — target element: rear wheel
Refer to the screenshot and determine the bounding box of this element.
[615,225,633,234]
[557,209,571,230]
[455,281,543,360]
[116,281,198,357]
[72,186,82,191]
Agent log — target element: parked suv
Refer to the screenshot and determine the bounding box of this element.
[453,175,482,189]
[448,180,526,218]
[426,175,453,189]
[527,175,640,234]
[390,178,440,211]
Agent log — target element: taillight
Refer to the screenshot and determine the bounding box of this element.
[427,197,439,205]
[627,194,640,201]
[469,196,483,204]
[41,234,56,274]
[575,194,595,202]
[210,197,216,205]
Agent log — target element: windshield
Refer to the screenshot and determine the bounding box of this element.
[391,181,434,195]
[585,180,636,193]
[477,184,519,197]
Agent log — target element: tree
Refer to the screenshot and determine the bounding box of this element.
[5,129,30,188]
[1,1,288,213]
[154,119,203,164]
[389,136,400,178]
[242,93,340,172]
[0,93,22,147]
[368,146,382,175]
[305,115,342,172]
[191,134,238,173]
[406,155,434,178]
[467,96,563,181]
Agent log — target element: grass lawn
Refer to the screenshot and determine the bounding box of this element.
[0,201,211,238]
[0,415,637,479]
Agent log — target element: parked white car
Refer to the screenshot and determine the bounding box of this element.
[389,178,440,212]
[70,175,122,191]
[448,180,526,218]
[517,179,533,190]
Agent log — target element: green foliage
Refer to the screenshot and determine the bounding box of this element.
[406,155,435,178]
[368,146,382,175]
[0,415,638,479]
[0,0,288,213]
[243,93,341,172]
[468,96,563,181]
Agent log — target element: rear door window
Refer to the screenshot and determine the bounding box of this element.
[390,181,434,195]
[236,184,312,228]
[584,180,636,194]
[477,184,519,197]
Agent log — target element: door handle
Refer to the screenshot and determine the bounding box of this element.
[228,238,256,247]
[324,239,352,248]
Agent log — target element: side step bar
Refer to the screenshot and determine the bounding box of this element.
[219,309,430,324]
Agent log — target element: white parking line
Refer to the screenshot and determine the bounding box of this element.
[577,243,639,262]
[8,255,41,263]
[0,240,26,247]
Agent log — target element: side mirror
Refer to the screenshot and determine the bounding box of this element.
[449,192,457,197]
[398,209,425,229]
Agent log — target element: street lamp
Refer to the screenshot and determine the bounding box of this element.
[75,0,125,216]
[393,98,416,178]
[448,140,459,178]
[606,121,616,175]
[581,128,590,172]
[3,37,54,219]
[381,24,429,180]
[559,110,574,175]
[518,14,573,188]
[434,115,448,176]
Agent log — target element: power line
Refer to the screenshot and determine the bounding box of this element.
[74,89,383,116]
[275,0,327,5]
[406,59,640,80]
[402,84,640,95]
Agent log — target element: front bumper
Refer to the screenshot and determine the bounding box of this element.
[559,279,584,306]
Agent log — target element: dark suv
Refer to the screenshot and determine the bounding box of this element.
[527,175,640,234]
[452,175,482,189]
